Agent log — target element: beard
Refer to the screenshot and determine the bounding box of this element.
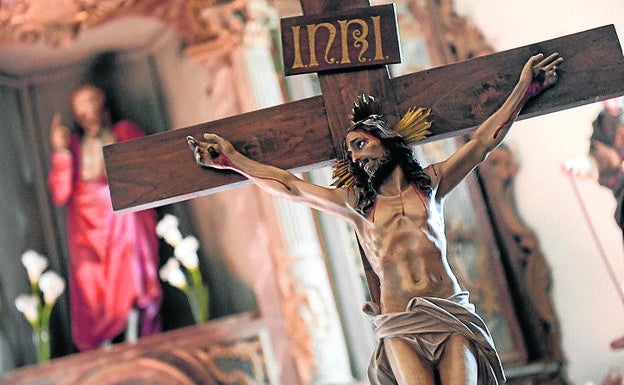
[366,151,398,189]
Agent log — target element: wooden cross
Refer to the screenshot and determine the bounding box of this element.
[103,0,624,214]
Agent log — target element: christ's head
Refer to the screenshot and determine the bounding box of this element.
[70,84,110,138]
[342,112,432,216]
[345,116,401,182]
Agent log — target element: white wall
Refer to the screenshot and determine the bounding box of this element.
[455,1,624,383]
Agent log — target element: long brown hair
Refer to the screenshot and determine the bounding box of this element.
[343,116,432,216]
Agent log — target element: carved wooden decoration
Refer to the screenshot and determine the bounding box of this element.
[0,0,285,48]
[0,312,278,385]
[480,145,564,362]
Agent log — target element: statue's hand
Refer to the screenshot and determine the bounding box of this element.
[187,133,235,169]
[50,112,70,152]
[522,52,564,98]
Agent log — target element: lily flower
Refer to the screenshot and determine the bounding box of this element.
[15,294,40,324]
[156,214,183,247]
[174,236,200,269]
[157,224,209,324]
[159,258,188,290]
[21,250,48,284]
[39,271,66,305]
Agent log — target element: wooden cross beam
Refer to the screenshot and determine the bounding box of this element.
[103,1,624,214]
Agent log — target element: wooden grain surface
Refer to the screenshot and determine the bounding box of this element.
[393,25,624,142]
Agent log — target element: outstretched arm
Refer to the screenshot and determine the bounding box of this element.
[434,52,563,198]
[187,133,356,221]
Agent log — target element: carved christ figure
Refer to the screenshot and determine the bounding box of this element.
[187,53,562,385]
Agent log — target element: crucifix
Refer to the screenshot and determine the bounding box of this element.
[103,5,624,213]
[103,0,624,384]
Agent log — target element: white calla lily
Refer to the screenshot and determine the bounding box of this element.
[39,271,66,304]
[156,214,183,247]
[16,251,66,363]
[159,257,179,280]
[21,250,48,284]
[15,294,40,323]
[167,268,188,290]
[159,258,188,290]
[156,225,209,324]
[174,236,200,269]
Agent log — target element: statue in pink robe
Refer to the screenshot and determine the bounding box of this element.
[47,84,162,351]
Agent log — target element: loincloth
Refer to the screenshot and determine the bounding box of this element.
[366,291,506,385]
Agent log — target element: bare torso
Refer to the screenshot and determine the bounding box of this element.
[352,182,462,313]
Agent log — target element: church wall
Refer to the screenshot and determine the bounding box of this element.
[508,107,624,384]
[150,28,305,383]
[149,29,262,318]
[1,1,623,382]
[455,0,624,382]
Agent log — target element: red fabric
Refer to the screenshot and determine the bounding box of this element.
[48,120,162,351]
